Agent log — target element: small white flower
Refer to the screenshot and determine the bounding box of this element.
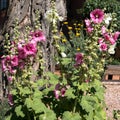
[108,43,116,54]
[104,13,112,25]
[61,52,67,57]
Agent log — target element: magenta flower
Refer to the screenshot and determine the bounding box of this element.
[104,33,116,45]
[85,19,91,27]
[85,19,94,33]
[54,90,60,99]
[54,83,66,99]
[98,38,104,44]
[101,26,107,34]
[60,88,66,97]
[11,55,19,67]
[113,31,120,41]
[54,83,61,99]
[24,43,37,57]
[30,30,46,42]
[7,76,13,82]
[90,9,104,24]
[74,53,83,67]
[86,27,94,34]
[99,42,107,51]
[1,56,11,72]
[1,58,7,71]
[18,47,26,59]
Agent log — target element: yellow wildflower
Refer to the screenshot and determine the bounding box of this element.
[76,33,80,36]
[62,39,67,43]
[78,24,81,26]
[77,48,80,51]
[73,23,77,26]
[63,22,68,25]
[68,26,72,30]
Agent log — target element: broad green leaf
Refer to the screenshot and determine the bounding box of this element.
[32,99,46,114]
[15,105,25,117]
[65,88,75,99]
[25,98,33,109]
[62,111,81,120]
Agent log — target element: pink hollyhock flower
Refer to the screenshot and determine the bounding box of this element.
[113,32,120,41]
[101,26,107,34]
[30,30,46,42]
[90,9,104,24]
[98,38,104,44]
[1,58,7,71]
[11,55,19,67]
[109,37,116,45]
[74,53,83,66]
[54,83,66,99]
[86,27,94,34]
[99,42,107,51]
[1,56,11,71]
[85,19,91,27]
[103,33,116,45]
[24,43,37,57]
[8,94,14,106]
[61,88,66,97]
[54,90,60,99]
[9,69,16,74]
[18,47,26,59]
[7,76,13,82]
[85,79,90,83]
[85,19,94,33]
[54,83,61,99]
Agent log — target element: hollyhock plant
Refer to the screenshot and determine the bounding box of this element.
[30,30,46,43]
[90,9,104,24]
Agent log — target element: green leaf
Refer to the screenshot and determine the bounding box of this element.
[32,98,46,114]
[62,111,81,120]
[65,88,75,99]
[80,96,95,112]
[25,98,33,109]
[15,105,25,117]
[78,83,89,91]
[62,58,71,65]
